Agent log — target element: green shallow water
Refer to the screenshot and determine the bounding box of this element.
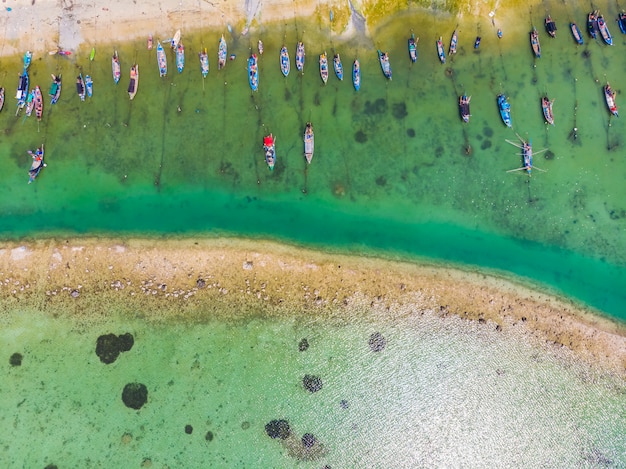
[1,3,625,317]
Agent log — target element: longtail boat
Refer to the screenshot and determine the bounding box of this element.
[49,74,61,104]
[171,29,181,49]
[474,36,481,48]
[16,71,29,109]
[23,51,32,70]
[28,144,45,184]
[176,42,185,73]
[258,40,264,55]
[248,53,259,91]
[147,35,153,50]
[459,95,471,123]
[128,64,139,100]
[598,15,613,45]
[618,12,626,34]
[0,87,4,112]
[304,122,314,164]
[76,74,85,101]
[85,75,93,98]
[157,42,167,77]
[570,23,583,44]
[588,10,598,38]
[263,134,276,170]
[34,85,43,121]
[280,46,290,77]
[449,29,458,55]
[24,90,34,116]
[199,48,209,78]
[506,136,548,176]
[408,33,418,62]
[530,28,541,57]
[319,52,329,84]
[377,50,392,79]
[545,16,557,37]
[604,83,618,117]
[296,41,305,71]
[497,94,512,127]
[436,37,446,63]
[218,35,227,70]
[541,96,554,125]
[333,54,343,80]
[112,50,121,84]
[352,59,360,91]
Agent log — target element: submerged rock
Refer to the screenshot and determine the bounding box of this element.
[298,338,309,352]
[95,332,134,364]
[302,433,317,448]
[303,374,323,393]
[122,382,148,409]
[9,352,23,366]
[265,419,291,439]
[368,332,386,352]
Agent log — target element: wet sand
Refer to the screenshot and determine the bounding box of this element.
[1,237,625,377]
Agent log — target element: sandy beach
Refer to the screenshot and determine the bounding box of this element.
[1,237,625,377]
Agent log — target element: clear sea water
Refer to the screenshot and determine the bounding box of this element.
[1,1,626,466]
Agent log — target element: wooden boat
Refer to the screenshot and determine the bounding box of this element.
[112,51,121,84]
[530,28,541,57]
[16,71,29,108]
[85,75,93,98]
[497,94,512,127]
[171,29,181,49]
[128,64,139,100]
[618,12,626,34]
[248,53,259,91]
[598,15,613,45]
[378,50,392,79]
[474,36,481,48]
[459,95,470,123]
[436,37,446,63]
[147,35,153,50]
[0,87,4,112]
[24,90,34,116]
[280,46,290,77]
[449,29,458,55]
[295,41,305,72]
[23,51,32,70]
[408,33,418,62]
[319,52,329,84]
[28,144,46,184]
[199,48,209,78]
[604,83,618,117]
[258,40,264,55]
[76,74,85,101]
[304,122,314,164]
[506,137,547,176]
[588,10,598,38]
[218,35,227,70]
[570,23,583,44]
[545,15,557,37]
[176,42,185,73]
[34,85,43,121]
[497,29,503,39]
[263,134,276,170]
[333,54,343,80]
[90,47,96,61]
[541,96,554,125]
[157,42,167,77]
[352,59,360,91]
[49,74,61,104]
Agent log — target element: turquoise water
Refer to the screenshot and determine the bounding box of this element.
[1,4,625,317]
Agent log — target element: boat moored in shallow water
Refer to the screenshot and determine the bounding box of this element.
[128,64,139,100]
[588,10,599,38]
[85,75,93,98]
[545,16,557,37]
[333,54,343,80]
[459,95,470,123]
[49,74,61,104]
[604,83,618,117]
[263,134,276,170]
[319,52,329,84]
[76,74,85,101]
[408,33,418,62]
[378,50,392,79]
[296,41,305,71]
[598,15,613,45]
[542,96,554,125]
[176,42,185,73]
[157,42,167,77]
[304,122,314,164]
[618,12,626,34]
[280,46,290,77]
[449,30,458,55]
[570,23,583,44]
[497,94,512,127]
[352,59,360,91]
[530,28,541,57]
[27,144,45,184]
[248,54,259,91]
[436,37,446,63]
[218,35,227,70]
[112,51,121,84]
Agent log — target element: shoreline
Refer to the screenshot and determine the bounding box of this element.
[1,236,625,377]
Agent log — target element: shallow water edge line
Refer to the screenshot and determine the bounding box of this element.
[1,237,625,376]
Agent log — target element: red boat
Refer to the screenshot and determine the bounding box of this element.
[263,134,276,170]
[604,83,618,117]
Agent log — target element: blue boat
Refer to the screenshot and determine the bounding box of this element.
[377,50,392,79]
[176,42,185,73]
[23,51,32,70]
[279,46,290,77]
[408,33,417,62]
[436,37,446,63]
[248,53,259,91]
[85,75,93,98]
[474,36,481,49]
[157,41,167,77]
[530,28,541,57]
[352,59,360,91]
[497,94,512,128]
[199,48,209,78]
[16,71,29,112]
[28,144,45,184]
[295,41,305,72]
[49,74,61,105]
[618,12,626,34]
[333,53,343,80]
[570,23,583,44]
[598,15,613,45]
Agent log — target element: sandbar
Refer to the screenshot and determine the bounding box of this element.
[1,237,625,377]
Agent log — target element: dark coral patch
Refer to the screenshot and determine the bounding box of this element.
[298,338,309,351]
[303,374,323,393]
[392,102,408,119]
[185,425,193,434]
[205,431,214,441]
[407,128,416,138]
[302,433,317,448]
[369,332,387,352]
[122,382,148,409]
[265,419,291,439]
[355,130,368,143]
[96,333,134,364]
[10,352,23,366]
[480,140,492,150]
